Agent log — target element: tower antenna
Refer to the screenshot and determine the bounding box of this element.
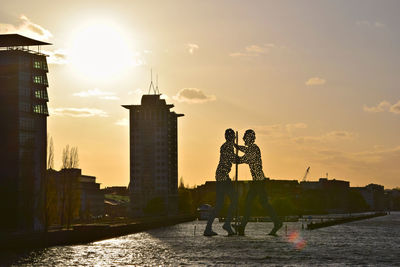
[156,74,160,94]
[148,69,157,94]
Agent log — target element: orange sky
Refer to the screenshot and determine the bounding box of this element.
[1,0,399,188]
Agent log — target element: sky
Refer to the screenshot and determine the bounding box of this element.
[1,0,399,188]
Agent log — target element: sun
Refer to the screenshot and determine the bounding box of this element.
[69,20,134,81]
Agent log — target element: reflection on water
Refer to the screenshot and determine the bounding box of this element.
[2,212,400,266]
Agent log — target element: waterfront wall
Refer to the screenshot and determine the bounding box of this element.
[1,214,196,250]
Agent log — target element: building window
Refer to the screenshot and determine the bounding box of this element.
[19,87,30,97]
[19,102,31,113]
[19,132,35,147]
[34,90,49,100]
[33,60,48,71]
[33,75,48,85]
[33,104,49,115]
[19,117,34,130]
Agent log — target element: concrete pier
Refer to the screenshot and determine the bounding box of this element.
[306,212,387,230]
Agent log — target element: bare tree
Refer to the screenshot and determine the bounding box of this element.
[44,135,56,231]
[62,145,70,169]
[47,136,54,170]
[60,144,80,228]
[179,177,185,189]
[62,145,79,169]
[69,147,79,169]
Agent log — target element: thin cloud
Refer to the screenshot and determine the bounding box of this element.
[128,88,143,95]
[73,88,119,100]
[43,49,68,65]
[364,100,400,114]
[325,131,357,140]
[251,123,308,140]
[315,146,400,173]
[305,77,326,86]
[286,123,307,132]
[293,131,357,144]
[363,101,391,113]
[173,88,216,104]
[245,45,268,54]
[230,43,278,58]
[229,52,248,57]
[187,43,199,54]
[390,100,400,114]
[0,15,52,40]
[356,20,386,28]
[99,96,119,100]
[49,107,108,117]
[115,118,129,126]
[249,124,355,145]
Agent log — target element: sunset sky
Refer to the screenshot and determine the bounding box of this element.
[1,0,399,188]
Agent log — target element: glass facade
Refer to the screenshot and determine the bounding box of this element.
[0,47,50,232]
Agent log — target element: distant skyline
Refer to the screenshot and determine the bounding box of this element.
[1,0,399,188]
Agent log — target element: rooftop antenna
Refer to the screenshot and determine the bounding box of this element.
[148,69,157,94]
[156,74,160,94]
[302,166,310,182]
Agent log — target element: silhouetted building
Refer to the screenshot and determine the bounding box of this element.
[102,186,129,196]
[102,187,130,218]
[0,34,50,232]
[300,178,350,190]
[354,183,385,211]
[266,178,300,195]
[47,168,104,223]
[79,173,104,218]
[319,178,350,190]
[385,189,400,211]
[123,94,184,216]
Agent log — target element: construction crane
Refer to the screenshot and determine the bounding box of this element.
[302,166,310,182]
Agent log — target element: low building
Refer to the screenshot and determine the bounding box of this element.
[102,186,129,196]
[79,174,104,219]
[300,178,350,191]
[101,186,130,218]
[46,168,104,224]
[385,189,400,210]
[354,183,385,211]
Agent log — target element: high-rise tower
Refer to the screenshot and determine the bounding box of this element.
[123,89,183,217]
[0,34,51,232]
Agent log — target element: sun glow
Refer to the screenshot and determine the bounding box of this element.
[69,20,135,81]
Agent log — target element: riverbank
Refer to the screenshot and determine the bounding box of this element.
[0,214,196,250]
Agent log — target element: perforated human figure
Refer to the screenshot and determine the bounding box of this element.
[203,128,238,236]
[234,129,282,236]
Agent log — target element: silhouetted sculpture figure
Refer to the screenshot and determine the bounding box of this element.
[234,129,282,236]
[204,129,238,236]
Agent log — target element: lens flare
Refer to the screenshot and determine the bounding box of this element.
[287,231,307,250]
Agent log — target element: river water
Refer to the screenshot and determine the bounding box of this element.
[2,212,399,266]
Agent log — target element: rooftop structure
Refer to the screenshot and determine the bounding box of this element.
[0,34,51,56]
[0,34,51,47]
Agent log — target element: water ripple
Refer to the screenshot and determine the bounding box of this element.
[1,212,399,266]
